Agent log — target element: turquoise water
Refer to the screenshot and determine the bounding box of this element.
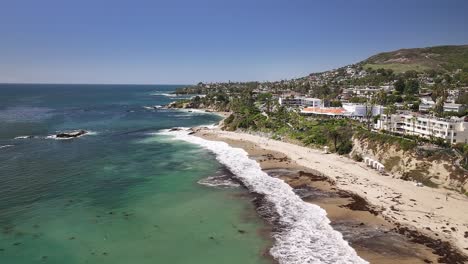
[0,84,271,264]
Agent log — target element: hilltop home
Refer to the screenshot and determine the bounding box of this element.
[343,86,385,99]
[375,112,468,144]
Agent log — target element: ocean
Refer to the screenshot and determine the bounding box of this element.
[0,84,272,264]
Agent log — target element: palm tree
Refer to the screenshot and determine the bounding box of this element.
[365,98,376,131]
[461,145,468,167]
[433,97,445,117]
[264,93,273,114]
[411,116,417,136]
[383,105,396,132]
[325,125,341,152]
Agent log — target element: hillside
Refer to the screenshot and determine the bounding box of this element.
[363,45,468,73]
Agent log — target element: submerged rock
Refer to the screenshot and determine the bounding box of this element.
[56,130,88,138]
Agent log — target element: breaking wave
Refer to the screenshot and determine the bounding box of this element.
[158,128,367,264]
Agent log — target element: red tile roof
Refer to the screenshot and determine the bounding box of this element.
[302,107,347,115]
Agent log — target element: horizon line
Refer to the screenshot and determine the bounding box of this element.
[0,82,194,86]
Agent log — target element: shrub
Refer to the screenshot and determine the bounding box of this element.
[337,140,353,155]
[352,153,364,162]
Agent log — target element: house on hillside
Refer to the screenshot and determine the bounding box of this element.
[419,97,465,113]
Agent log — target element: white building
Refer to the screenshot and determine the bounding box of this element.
[349,86,382,99]
[447,89,461,99]
[279,96,322,108]
[375,113,468,144]
[342,103,384,117]
[301,104,384,119]
[418,98,465,113]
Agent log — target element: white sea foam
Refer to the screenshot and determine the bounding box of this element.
[159,128,368,264]
[151,92,177,97]
[150,92,195,99]
[203,124,219,129]
[173,109,226,120]
[151,91,204,99]
[14,135,34,139]
[177,108,209,114]
[0,145,14,149]
[198,175,241,188]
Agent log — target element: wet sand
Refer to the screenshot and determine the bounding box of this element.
[195,129,466,264]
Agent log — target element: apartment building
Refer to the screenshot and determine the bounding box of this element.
[376,112,468,144]
[278,96,322,108]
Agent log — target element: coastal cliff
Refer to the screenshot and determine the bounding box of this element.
[350,136,468,193]
[193,128,468,263]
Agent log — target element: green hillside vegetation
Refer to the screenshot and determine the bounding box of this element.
[363,45,468,73]
[363,63,431,73]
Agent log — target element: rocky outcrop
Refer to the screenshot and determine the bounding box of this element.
[56,130,88,138]
[350,137,468,193]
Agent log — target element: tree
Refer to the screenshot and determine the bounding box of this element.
[443,74,453,84]
[394,79,405,94]
[404,79,420,95]
[387,94,403,104]
[258,93,274,114]
[325,126,341,152]
[455,92,468,106]
[404,70,418,79]
[431,85,447,103]
[383,104,397,131]
[411,102,420,112]
[431,85,448,117]
[433,97,445,117]
[411,116,417,136]
[463,145,468,169]
[330,100,343,107]
[364,98,376,131]
[375,90,388,105]
[458,72,468,85]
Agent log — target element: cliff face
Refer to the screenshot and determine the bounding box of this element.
[350,137,468,193]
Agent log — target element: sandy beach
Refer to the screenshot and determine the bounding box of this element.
[193,127,468,263]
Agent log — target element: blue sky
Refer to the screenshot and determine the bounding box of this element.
[1,0,467,84]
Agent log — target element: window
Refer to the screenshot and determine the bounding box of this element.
[454,133,457,136]
[453,139,456,143]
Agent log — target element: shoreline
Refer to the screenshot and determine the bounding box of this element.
[160,128,369,263]
[192,126,468,263]
[171,107,231,119]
